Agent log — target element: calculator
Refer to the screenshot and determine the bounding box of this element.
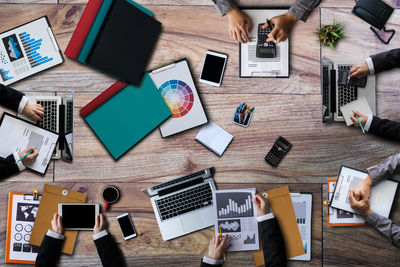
[338,69,368,88]
[265,136,292,167]
[256,22,276,58]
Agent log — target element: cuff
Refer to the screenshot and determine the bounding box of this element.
[366,57,375,75]
[93,229,108,240]
[46,229,65,240]
[366,210,381,225]
[202,256,224,265]
[288,4,310,22]
[12,152,25,171]
[364,115,373,132]
[257,212,275,222]
[17,96,29,114]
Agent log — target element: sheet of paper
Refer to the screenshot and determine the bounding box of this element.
[7,194,41,262]
[240,9,289,77]
[195,120,233,156]
[340,96,373,126]
[328,180,365,225]
[213,188,259,251]
[0,17,63,85]
[0,114,58,174]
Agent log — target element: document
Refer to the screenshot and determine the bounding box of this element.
[195,120,233,156]
[213,188,259,251]
[340,96,373,126]
[0,113,58,174]
[240,9,289,78]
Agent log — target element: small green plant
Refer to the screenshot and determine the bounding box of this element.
[317,22,346,49]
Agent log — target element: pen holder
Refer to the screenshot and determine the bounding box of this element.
[232,111,254,128]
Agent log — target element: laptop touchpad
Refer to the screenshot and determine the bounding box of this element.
[181,213,204,233]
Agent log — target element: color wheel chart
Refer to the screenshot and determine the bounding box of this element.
[158,80,194,118]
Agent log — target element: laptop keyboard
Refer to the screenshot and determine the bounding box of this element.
[337,65,357,117]
[156,183,213,221]
[322,66,330,117]
[66,101,73,133]
[37,100,57,132]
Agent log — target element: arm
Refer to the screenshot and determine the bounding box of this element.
[94,232,126,267]
[371,48,400,74]
[288,0,322,22]
[0,154,23,179]
[366,211,400,247]
[367,154,400,185]
[368,116,400,141]
[259,217,287,267]
[0,84,27,113]
[212,0,236,16]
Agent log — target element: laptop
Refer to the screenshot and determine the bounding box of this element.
[143,168,216,241]
[321,57,376,123]
[19,92,74,161]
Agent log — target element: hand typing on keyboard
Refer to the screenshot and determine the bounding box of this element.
[23,101,44,122]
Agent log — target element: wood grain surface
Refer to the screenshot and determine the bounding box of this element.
[0,1,399,266]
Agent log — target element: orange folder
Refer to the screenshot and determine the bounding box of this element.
[253,186,304,266]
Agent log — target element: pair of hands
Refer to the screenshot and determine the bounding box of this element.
[349,176,373,217]
[23,101,44,122]
[207,195,270,260]
[51,213,107,235]
[227,8,297,43]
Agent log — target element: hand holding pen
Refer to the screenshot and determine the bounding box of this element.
[207,230,231,261]
[18,147,39,165]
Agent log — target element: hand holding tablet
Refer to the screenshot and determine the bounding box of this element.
[58,203,99,230]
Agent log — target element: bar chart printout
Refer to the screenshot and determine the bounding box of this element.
[216,192,254,218]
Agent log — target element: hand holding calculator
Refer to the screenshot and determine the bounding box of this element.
[257,20,276,58]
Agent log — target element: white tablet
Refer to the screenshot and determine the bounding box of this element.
[199,50,227,87]
[58,203,99,230]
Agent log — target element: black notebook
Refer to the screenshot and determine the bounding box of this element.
[87,0,161,85]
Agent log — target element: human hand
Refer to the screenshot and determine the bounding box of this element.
[350,61,370,79]
[252,194,270,217]
[94,214,107,234]
[350,110,368,128]
[349,189,371,217]
[51,213,64,235]
[226,8,252,43]
[264,12,298,43]
[207,234,231,260]
[352,176,372,200]
[18,147,39,165]
[23,101,44,122]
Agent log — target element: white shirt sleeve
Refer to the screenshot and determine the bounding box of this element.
[257,212,275,222]
[365,57,375,75]
[93,229,109,240]
[46,229,65,240]
[364,115,373,132]
[12,152,25,171]
[17,96,29,114]
[202,256,224,265]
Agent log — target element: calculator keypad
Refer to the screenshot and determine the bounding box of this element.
[257,24,275,48]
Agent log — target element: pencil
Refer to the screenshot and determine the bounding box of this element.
[219,226,226,261]
[17,147,36,163]
[355,114,365,134]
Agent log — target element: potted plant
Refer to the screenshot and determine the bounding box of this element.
[317,22,346,49]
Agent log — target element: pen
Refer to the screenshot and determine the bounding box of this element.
[17,147,36,163]
[219,226,226,261]
[355,114,365,134]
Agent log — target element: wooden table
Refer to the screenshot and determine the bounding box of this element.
[0,0,399,266]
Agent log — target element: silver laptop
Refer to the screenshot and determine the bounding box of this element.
[143,168,216,241]
[321,57,376,123]
[19,92,74,161]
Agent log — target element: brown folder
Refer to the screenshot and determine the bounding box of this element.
[29,184,87,254]
[253,186,304,266]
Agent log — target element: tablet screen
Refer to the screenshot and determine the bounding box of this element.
[201,54,226,83]
[61,205,96,229]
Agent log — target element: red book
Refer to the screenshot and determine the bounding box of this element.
[80,81,128,117]
[64,0,103,59]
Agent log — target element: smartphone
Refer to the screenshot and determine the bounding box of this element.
[58,203,99,230]
[117,213,137,240]
[199,50,228,87]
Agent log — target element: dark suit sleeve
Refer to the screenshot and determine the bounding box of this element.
[0,84,24,112]
[369,116,400,141]
[94,234,126,267]
[371,49,400,74]
[0,154,19,180]
[200,259,223,267]
[260,218,287,267]
[35,235,63,267]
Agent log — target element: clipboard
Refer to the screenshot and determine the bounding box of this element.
[29,184,87,254]
[5,192,42,264]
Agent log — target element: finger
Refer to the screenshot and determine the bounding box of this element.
[241,26,250,43]
[219,235,228,248]
[350,115,358,125]
[99,214,104,227]
[237,29,245,43]
[251,198,259,208]
[246,17,252,31]
[255,195,265,204]
[348,190,357,205]
[53,213,57,222]
[232,30,239,43]
[276,32,286,43]
[266,27,278,42]
[36,108,45,117]
[31,113,41,122]
[261,22,269,29]
[57,214,62,226]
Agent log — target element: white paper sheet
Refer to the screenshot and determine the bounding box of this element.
[195,120,233,156]
[340,96,373,126]
[0,114,58,174]
[213,188,259,251]
[240,9,289,77]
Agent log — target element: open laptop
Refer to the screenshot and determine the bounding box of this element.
[19,92,73,161]
[321,57,376,123]
[143,168,216,241]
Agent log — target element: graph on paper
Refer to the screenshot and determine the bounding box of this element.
[218,220,241,233]
[216,192,254,218]
[19,32,53,68]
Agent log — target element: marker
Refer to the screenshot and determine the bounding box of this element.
[219,226,226,261]
[17,147,36,163]
[355,114,365,134]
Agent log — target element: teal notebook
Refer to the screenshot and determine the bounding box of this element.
[81,74,171,159]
